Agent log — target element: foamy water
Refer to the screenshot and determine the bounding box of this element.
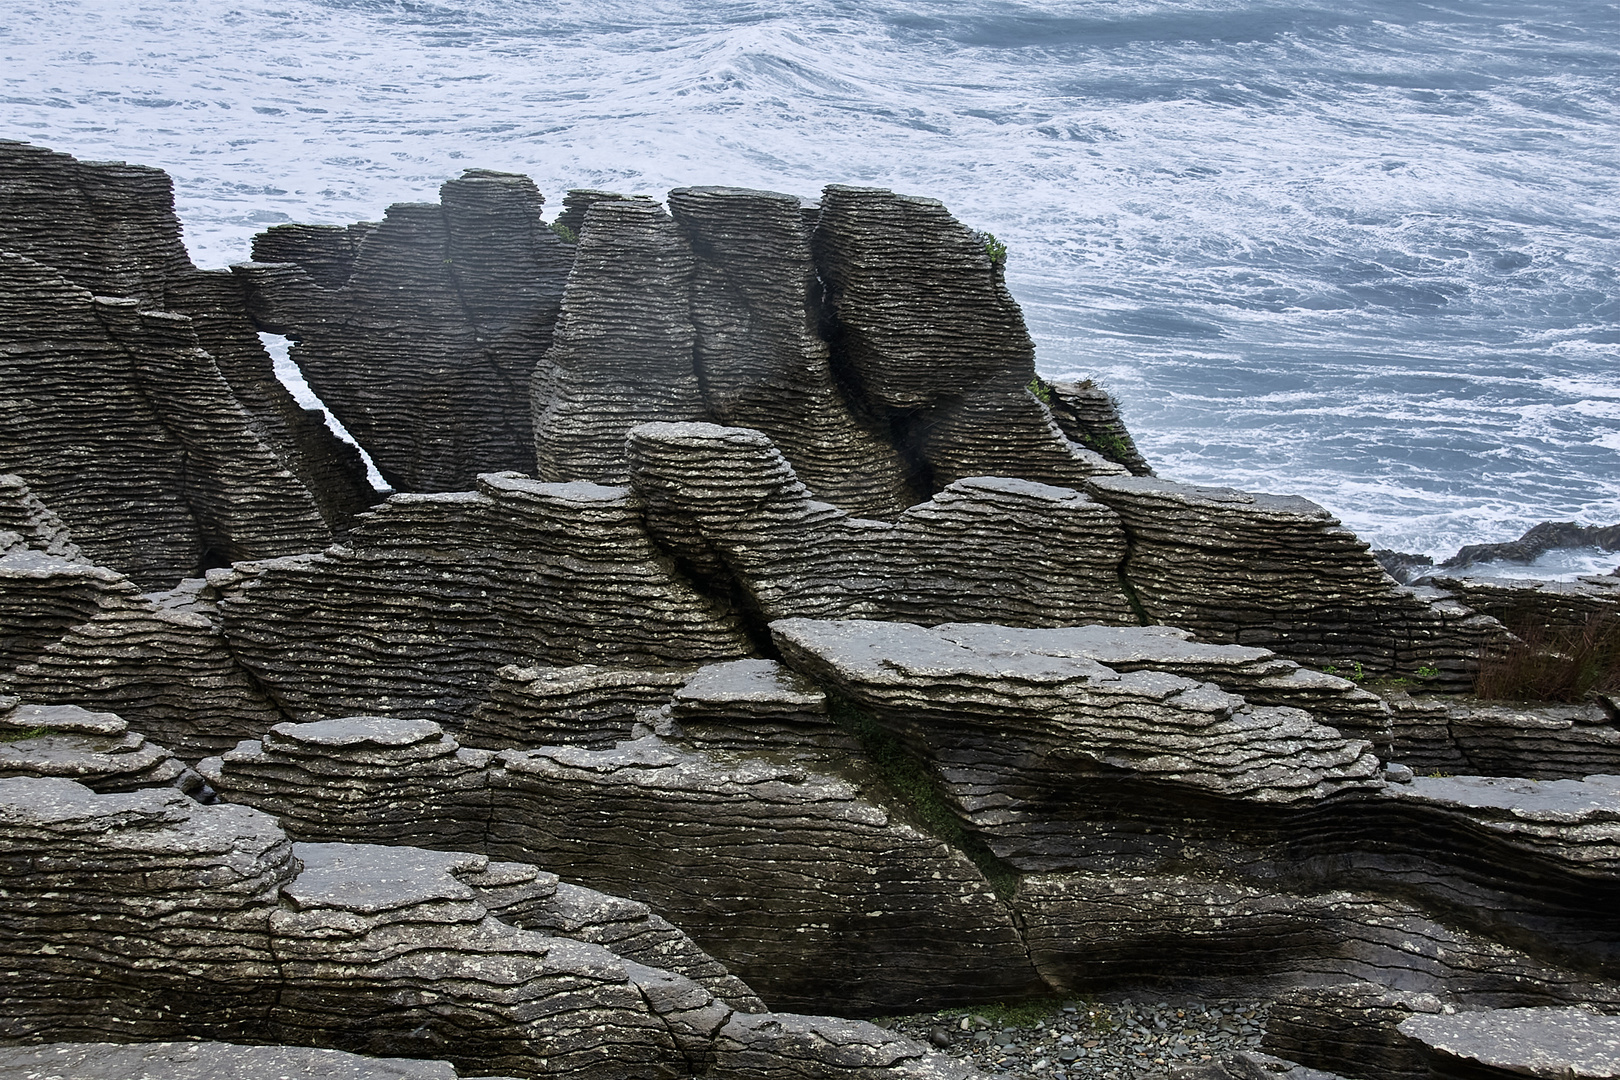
[4,0,1617,565]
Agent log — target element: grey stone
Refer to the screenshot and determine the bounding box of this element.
[0,1041,471,1079]
[1400,1006,1620,1079]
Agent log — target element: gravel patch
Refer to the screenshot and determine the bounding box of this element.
[876,996,1273,1079]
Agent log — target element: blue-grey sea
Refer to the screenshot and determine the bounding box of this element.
[4,0,1618,572]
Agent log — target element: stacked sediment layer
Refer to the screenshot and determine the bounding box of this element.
[213,472,753,727]
[669,659,858,755]
[0,700,197,794]
[239,170,573,492]
[628,421,1138,627]
[0,541,136,673]
[531,199,707,484]
[812,185,1125,489]
[201,712,1042,1013]
[668,185,913,516]
[1086,475,1508,683]
[0,254,330,586]
[1,776,982,1078]
[469,664,694,750]
[8,575,289,759]
[0,140,372,538]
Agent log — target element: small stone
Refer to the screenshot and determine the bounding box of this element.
[928,1027,952,1049]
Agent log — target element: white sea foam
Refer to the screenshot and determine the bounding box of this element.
[3,0,1616,557]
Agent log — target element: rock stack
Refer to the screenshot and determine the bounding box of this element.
[238,170,574,493]
[669,658,858,755]
[469,664,694,750]
[0,775,988,1079]
[628,421,1138,627]
[1085,475,1509,683]
[0,699,199,794]
[531,199,707,484]
[212,472,753,727]
[668,185,913,516]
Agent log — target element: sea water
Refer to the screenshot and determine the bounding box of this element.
[4,0,1617,569]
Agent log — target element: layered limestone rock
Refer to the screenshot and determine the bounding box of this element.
[0,776,985,1079]
[212,472,753,727]
[0,1041,514,1080]
[668,659,858,756]
[0,254,332,586]
[238,170,573,493]
[0,699,199,794]
[201,714,1044,1013]
[1430,572,1620,639]
[1399,1006,1620,1080]
[6,573,288,760]
[667,185,912,516]
[531,199,707,484]
[1084,475,1508,684]
[811,185,1125,489]
[628,422,1138,627]
[0,140,373,536]
[1044,378,1154,476]
[1383,695,1620,779]
[469,665,694,750]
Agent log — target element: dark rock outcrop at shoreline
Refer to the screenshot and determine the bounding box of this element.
[5,140,1614,1080]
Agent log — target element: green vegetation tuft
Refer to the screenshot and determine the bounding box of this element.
[1322,660,1365,683]
[0,726,48,743]
[1415,664,1440,679]
[1080,430,1133,461]
[550,221,578,244]
[1026,376,1053,404]
[827,694,1021,901]
[980,231,1008,266]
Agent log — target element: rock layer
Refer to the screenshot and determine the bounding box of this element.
[239,170,573,492]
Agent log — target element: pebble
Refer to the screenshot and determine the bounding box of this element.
[877,997,1273,1079]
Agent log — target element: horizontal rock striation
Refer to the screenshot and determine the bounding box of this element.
[668,659,858,756]
[239,170,573,492]
[811,185,1125,490]
[1384,696,1620,779]
[1,498,138,673]
[1044,378,1154,476]
[201,713,1044,1014]
[1084,475,1508,684]
[628,422,1138,627]
[668,185,913,517]
[212,472,753,727]
[531,199,707,485]
[469,664,694,750]
[0,776,984,1079]
[0,699,199,794]
[0,140,373,539]
[1430,572,1620,640]
[0,254,331,586]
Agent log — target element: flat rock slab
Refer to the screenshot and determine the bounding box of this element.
[1399,1006,1620,1078]
[0,1041,506,1079]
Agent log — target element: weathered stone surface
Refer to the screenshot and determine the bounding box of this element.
[552,189,637,239]
[470,664,694,750]
[238,170,573,493]
[212,472,752,727]
[1400,1006,1620,1079]
[811,185,1124,489]
[0,1041,497,1080]
[0,140,372,540]
[629,422,1138,627]
[1383,693,1620,779]
[1044,378,1154,477]
[669,659,857,756]
[1264,983,1447,1080]
[668,185,912,516]
[0,254,332,586]
[1430,572,1620,640]
[8,575,289,759]
[0,542,136,673]
[201,713,1042,1014]
[1,776,981,1079]
[1084,475,1508,684]
[0,700,199,793]
[531,199,707,484]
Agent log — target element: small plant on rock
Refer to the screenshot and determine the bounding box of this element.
[550,221,577,244]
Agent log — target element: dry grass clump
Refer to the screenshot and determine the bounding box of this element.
[1474,613,1620,703]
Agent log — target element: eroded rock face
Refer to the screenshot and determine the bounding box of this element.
[0,255,331,586]
[0,140,373,543]
[812,185,1126,490]
[239,170,574,493]
[531,199,707,485]
[668,186,912,517]
[0,776,985,1080]
[1084,475,1509,684]
[628,422,1138,628]
[1399,1005,1620,1080]
[200,713,1043,1014]
[212,472,753,727]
